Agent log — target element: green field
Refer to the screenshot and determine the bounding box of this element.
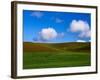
[23,42,91,69]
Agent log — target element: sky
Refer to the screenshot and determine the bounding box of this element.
[23,10,91,43]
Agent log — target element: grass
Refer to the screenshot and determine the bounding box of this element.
[23,51,90,69]
[23,42,91,69]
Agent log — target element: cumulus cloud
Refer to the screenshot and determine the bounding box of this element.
[70,20,91,38]
[85,30,91,38]
[31,11,43,18]
[76,40,86,42]
[79,30,91,38]
[39,28,58,40]
[70,20,89,32]
[33,27,65,42]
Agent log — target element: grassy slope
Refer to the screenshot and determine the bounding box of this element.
[23,42,91,69]
[23,42,90,52]
[23,52,90,69]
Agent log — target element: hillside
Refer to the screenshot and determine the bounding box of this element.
[23,42,90,52]
[23,42,91,69]
[23,42,59,52]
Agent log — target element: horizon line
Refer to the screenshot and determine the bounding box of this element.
[23,41,90,44]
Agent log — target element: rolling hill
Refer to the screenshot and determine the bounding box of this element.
[23,42,90,52]
[23,42,91,69]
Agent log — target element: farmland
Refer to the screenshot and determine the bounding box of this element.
[23,42,91,69]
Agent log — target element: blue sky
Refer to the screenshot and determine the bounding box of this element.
[23,10,91,43]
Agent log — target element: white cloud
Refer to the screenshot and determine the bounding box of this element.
[76,40,86,42]
[31,11,43,18]
[79,30,91,38]
[85,30,91,38]
[33,28,65,42]
[70,20,89,32]
[40,28,57,40]
[70,20,91,38]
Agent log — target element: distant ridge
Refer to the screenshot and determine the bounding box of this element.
[23,42,90,52]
